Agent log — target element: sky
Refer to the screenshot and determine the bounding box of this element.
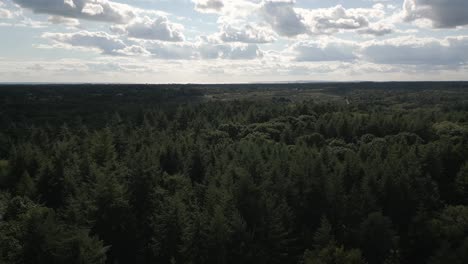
[0,0,468,83]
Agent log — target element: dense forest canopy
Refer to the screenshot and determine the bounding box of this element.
[0,82,467,264]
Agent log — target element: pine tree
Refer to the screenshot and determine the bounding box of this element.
[359,212,397,264]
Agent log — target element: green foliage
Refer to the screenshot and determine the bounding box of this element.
[303,245,366,264]
[0,197,107,264]
[428,206,468,264]
[0,84,467,263]
[359,212,397,264]
[455,163,468,203]
[313,217,333,249]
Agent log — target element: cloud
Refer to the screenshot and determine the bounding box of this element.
[115,45,151,56]
[12,0,136,24]
[215,0,261,25]
[357,23,394,36]
[260,2,391,37]
[288,35,468,67]
[43,34,190,59]
[0,1,49,27]
[41,30,262,60]
[362,36,468,65]
[42,31,137,55]
[48,15,80,27]
[146,41,197,60]
[111,16,185,42]
[148,38,262,60]
[192,0,224,14]
[26,63,45,71]
[403,0,468,28]
[0,8,12,19]
[300,5,369,34]
[218,24,276,43]
[292,39,358,62]
[299,5,391,35]
[81,3,104,16]
[199,43,260,60]
[260,0,307,37]
[0,1,13,19]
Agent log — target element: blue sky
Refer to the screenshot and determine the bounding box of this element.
[0,0,467,83]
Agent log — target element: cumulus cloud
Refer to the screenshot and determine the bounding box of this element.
[0,1,13,19]
[362,36,468,65]
[198,42,261,60]
[227,44,261,60]
[260,0,307,37]
[42,30,262,60]
[218,24,276,43]
[42,31,135,55]
[146,41,197,60]
[260,1,391,37]
[147,38,262,60]
[287,35,468,67]
[215,0,261,25]
[48,15,80,27]
[115,45,151,56]
[111,16,185,42]
[192,0,224,14]
[10,0,468,80]
[357,23,394,36]
[0,8,12,19]
[12,0,136,23]
[292,39,358,62]
[403,0,468,28]
[299,5,369,34]
[81,3,104,16]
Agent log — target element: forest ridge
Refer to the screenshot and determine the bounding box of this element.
[0,83,467,264]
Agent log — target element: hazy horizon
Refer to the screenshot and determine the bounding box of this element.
[2,80,468,86]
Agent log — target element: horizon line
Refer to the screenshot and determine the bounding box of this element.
[1,80,468,86]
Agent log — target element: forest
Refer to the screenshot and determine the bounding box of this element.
[0,82,467,264]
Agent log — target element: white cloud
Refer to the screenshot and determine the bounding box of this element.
[292,38,358,62]
[0,8,12,19]
[147,38,262,60]
[81,3,104,16]
[41,30,262,60]
[357,23,394,36]
[299,5,369,34]
[0,1,13,19]
[403,0,468,28]
[197,0,261,31]
[111,16,185,42]
[192,0,224,14]
[362,36,468,65]
[299,5,391,36]
[259,2,392,37]
[260,0,307,37]
[13,0,136,24]
[64,0,76,8]
[48,16,80,27]
[193,1,271,44]
[40,28,468,71]
[42,31,134,55]
[218,24,275,43]
[200,43,261,60]
[115,45,151,56]
[3,0,468,82]
[288,35,468,67]
[146,41,197,60]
